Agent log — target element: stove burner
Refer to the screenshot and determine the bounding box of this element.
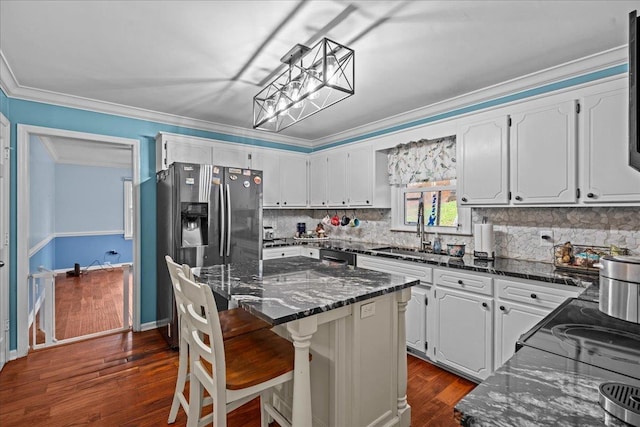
[599,382,640,426]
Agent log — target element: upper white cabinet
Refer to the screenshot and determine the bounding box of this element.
[458,115,510,205]
[326,150,349,206]
[580,83,640,203]
[156,133,251,172]
[510,99,578,204]
[309,154,328,207]
[253,150,308,208]
[311,145,389,208]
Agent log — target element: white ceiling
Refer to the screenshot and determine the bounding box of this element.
[39,135,133,169]
[1,0,638,143]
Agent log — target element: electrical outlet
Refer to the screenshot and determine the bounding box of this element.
[539,229,553,246]
[360,302,376,319]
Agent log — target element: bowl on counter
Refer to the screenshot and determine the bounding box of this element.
[446,244,465,257]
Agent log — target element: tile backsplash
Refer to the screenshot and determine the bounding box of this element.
[264,206,639,263]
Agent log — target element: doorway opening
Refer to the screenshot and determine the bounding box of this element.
[17,125,141,356]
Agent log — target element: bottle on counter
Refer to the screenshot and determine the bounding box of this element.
[433,233,442,254]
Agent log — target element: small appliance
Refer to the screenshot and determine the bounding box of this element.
[263,226,275,241]
[630,10,640,171]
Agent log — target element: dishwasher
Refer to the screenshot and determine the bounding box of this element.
[319,248,357,266]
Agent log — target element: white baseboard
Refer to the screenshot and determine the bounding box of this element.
[139,321,159,332]
[9,349,19,361]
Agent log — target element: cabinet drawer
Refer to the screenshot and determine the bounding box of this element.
[302,247,320,259]
[263,246,300,260]
[357,255,432,283]
[434,269,493,296]
[496,278,580,309]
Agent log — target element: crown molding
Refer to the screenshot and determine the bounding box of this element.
[0,50,312,149]
[311,45,628,149]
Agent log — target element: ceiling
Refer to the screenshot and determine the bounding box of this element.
[38,135,133,169]
[1,0,637,143]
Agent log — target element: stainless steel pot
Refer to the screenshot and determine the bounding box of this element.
[598,255,640,324]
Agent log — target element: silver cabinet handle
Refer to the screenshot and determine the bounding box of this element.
[226,183,231,257]
[219,184,225,257]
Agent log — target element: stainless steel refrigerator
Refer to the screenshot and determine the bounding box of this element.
[156,162,263,347]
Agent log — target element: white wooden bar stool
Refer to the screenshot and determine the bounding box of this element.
[165,256,270,424]
[177,270,295,427]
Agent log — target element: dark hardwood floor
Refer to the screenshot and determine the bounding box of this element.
[2,329,475,426]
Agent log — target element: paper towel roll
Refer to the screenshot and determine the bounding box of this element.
[474,223,495,258]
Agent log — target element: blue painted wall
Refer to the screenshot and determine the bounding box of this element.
[54,234,133,269]
[0,63,627,351]
[55,164,130,232]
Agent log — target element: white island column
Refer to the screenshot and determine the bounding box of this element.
[396,287,411,425]
[287,315,318,427]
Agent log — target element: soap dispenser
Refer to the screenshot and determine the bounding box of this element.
[433,233,442,254]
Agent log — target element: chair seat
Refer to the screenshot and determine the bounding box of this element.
[220,308,270,341]
[223,328,296,390]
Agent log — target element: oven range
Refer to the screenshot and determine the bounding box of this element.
[518,297,640,425]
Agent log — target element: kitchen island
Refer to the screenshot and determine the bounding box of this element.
[195,256,419,427]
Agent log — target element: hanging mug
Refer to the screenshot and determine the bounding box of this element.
[349,217,360,227]
[331,214,341,226]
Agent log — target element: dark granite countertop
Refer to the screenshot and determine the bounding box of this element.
[455,346,638,426]
[265,239,597,289]
[194,256,418,325]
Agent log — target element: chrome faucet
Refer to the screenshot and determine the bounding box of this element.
[417,200,429,251]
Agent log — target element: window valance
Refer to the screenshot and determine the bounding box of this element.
[387,135,456,185]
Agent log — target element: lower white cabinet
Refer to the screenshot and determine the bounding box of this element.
[263,246,300,260]
[406,286,429,354]
[434,287,493,381]
[493,300,548,369]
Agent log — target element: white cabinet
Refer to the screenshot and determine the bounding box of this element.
[253,150,308,208]
[494,277,580,369]
[326,151,348,206]
[580,84,640,203]
[346,145,373,206]
[509,99,578,204]
[263,246,300,260]
[309,154,328,207]
[434,286,493,380]
[311,145,389,208]
[494,301,547,369]
[406,286,428,354]
[156,132,251,172]
[458,115,510,205]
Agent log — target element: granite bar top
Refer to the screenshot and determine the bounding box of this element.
[194,256,419,326]
[455,346,639,427]
[265,239,597,288]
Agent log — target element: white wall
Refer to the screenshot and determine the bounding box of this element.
[29,135,55,248]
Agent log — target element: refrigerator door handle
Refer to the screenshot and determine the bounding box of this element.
[226,183,231,257]
[219,183,225,257]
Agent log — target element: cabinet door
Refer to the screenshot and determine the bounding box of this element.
[581,87,640,203]
[435,287,493,380]
[165,140,213,169]
[406,286,427,353]
[280,153,308,207]
[309,154,328,207]
[212,144,251,168]
[458,116,510,205]
[326,151,348,206]
[253,150,282,207]
[347,146,373,206]
[494,301,548,370]
[510,100,577,204]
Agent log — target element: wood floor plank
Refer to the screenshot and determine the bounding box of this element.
[1,329,476,426]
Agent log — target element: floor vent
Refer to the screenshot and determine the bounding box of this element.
[599,382,640,426]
